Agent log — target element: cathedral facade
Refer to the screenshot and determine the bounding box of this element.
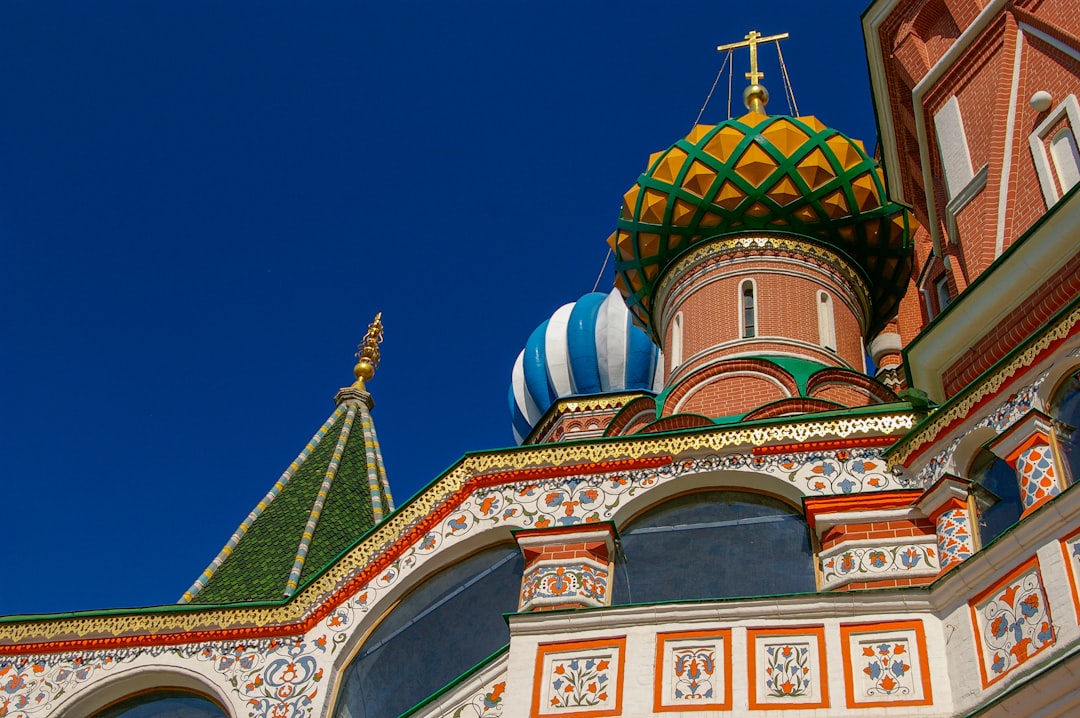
[3,1,1080,717]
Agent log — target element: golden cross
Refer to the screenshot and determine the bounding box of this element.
[716,30,789,85]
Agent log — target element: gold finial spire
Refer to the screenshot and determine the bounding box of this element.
[352,312,384,388]
[716,29,789,114]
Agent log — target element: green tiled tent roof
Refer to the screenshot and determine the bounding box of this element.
[181,387,394,604]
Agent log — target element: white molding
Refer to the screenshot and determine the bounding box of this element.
[814,507,926,531]
[908,0,1010,255]
[945,162,989,245]
[1030,93,1080,206]
[906,190,1080,402]
[997,25,1025,256]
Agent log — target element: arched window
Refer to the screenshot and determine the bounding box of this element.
[741,281,757,339]
[670,312,683,369]
[91,691,227,718]
[333,544,523,718]
[1050,127,1080,195]
[969,448,1022,548]
[816,291,836,350]
[611,490,815,604]
[1050,371,1080,485]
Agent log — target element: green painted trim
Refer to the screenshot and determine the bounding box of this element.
[398,644,510,718]
[0,597,284,625]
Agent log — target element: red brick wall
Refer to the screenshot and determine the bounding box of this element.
[819,516,936,552]
[678,373,790,417]
[659,250,867,379]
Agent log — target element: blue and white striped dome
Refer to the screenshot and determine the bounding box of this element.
[509,289,663,444]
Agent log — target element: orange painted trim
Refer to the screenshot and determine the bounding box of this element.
[753,435,897,455]
[804,490,923,530]
[926,496,968,524]
[746,625,829,710]
[653,629,732,713]
[531,636,627,718]
[1059,525,1080,625]
[838,619,933,708]
[968,556,1055,688]
[1001,431,1052,465]
[0,456,671,657]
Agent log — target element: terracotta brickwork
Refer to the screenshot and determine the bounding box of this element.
[659,251,867,380]
[874,0,1080,350]
[818,517,937,553]
[941,252,1080,395]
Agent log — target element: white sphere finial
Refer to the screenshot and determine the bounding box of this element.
[1030,90,1053,113]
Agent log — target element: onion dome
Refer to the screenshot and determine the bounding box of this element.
[609,111,918,340]
[510,289,663,444]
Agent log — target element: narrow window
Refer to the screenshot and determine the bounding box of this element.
[741,281,756,338]
[1050,127,1080,195]
[670,312,683,369]
[817,291,836,350]
[1029,94,1080,206]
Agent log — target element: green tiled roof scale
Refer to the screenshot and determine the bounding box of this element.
[181,316,394,605]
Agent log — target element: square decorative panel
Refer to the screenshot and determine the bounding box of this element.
[532,637,626,717]
[747,626,828,709]
[969,557,1056,687]
[839,620,933,708]
[1061,527,1080,623]
[654,629,732,712]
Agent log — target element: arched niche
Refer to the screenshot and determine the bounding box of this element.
[328,541,523,718]
[969,447,1022,549]
[54,665,233,718]
[608,474,815,605]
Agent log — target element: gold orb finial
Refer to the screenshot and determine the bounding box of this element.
[352,312,384,388]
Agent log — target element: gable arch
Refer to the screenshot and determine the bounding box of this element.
[326,535,522,718]
[54,665,234,718]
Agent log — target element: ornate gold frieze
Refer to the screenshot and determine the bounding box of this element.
[0,411,916,650]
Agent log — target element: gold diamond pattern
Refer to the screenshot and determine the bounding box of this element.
[640,188,668,224]
[746,201,771,217]
[821,189,851,219]
[826,135,863,171]
[671,198,697,226]
[850,171,881,211]
[703,125,746,163]
[761,118,810,157]
[766,175,801,205]
[621,185,640,219]
[653,147,688,184]
[638,232,660,258]
[686,124,716,144]
[712,180,746,210]
[681,159,717,198]
[733,142,778,187]
[796,147,836,190]
[614,230,635,260]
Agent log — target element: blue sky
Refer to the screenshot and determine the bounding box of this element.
[0,1,878,615]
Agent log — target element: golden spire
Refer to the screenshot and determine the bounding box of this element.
[716,29,789,114]
[352,312,384,388]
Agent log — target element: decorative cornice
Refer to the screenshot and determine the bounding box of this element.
[889,302,1080,468]
[0,410,918,654]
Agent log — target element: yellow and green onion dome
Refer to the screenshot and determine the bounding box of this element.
[609,111,918,341]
